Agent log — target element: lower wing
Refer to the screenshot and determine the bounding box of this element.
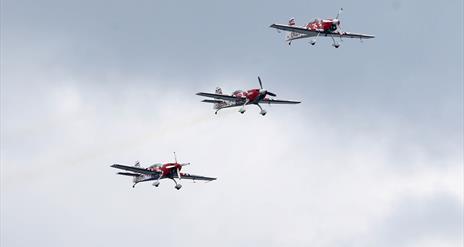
[270,24,375,39]
[260,98,301,105]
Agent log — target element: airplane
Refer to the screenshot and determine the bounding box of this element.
[196,76,301,116]
[270,8,375,48]
[110,153,216,190]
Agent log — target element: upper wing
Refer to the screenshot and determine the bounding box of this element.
[260,98,301,105]
[196,92,241,102]
[111,164,160,176]
[270,24,375,39]
[178,173,217,181]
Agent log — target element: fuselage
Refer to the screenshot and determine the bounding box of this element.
[232,88,267,103]
[148,163,182,177]
[306,18,340,32]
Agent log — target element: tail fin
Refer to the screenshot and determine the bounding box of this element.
[288,18,296,26]
[286,18,304,45]
[286,18,300,45]
[214,87,227,109]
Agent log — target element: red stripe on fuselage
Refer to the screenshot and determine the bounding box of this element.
[306,19,337,31]
[246,89,260,102]
[147,163,182,178]
[232,88,261,103]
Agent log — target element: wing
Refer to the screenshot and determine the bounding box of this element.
[111,164,160,176]
[337,32,375,39]
[270,24,374,39]
[287,34,316,41]
[117,172,140,177]
[201,99,224,104]
[196,92,240,102]
[260,98,301,105]
[270,24,320,36]
[178,173,217,181]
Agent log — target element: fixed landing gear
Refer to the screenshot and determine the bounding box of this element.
[330,34,341,48]
[152,181,160,187]
[171,178,182,190]
[256,104,267,116]
[215,107,224,115]
[239,99,249,114]
[310,33,320,46]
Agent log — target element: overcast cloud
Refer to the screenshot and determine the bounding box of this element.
[1,0,463,246]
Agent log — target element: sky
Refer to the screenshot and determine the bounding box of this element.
[1,0,463,246]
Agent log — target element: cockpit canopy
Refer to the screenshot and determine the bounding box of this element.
[148,163,162,169]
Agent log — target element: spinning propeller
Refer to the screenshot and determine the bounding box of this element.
[258,76,277,97]
[165,152,190,180]
[336,7,343,19]
[335,8,344,39]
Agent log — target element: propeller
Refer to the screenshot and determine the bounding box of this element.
[177,168,182,180]
[336,7,343,19]
[334,8,344,42]
[257,76,277,97]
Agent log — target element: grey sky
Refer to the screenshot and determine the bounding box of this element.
[1,0,463,246]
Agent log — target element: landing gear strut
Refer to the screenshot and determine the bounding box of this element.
[171,178,182,190]
[239,99,249,114]
[256,104,267,116]
[330,34,340,48]
[310,32,320,46]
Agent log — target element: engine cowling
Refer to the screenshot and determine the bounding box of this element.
[330,23,338,31]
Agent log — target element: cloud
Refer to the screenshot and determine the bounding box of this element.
[351,194,463,247]
[1,0,462,246]
[2,74,461,247]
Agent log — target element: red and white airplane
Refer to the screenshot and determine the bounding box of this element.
[270,8,375,48]
[196,77,301,115]
[111,153,216,190]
